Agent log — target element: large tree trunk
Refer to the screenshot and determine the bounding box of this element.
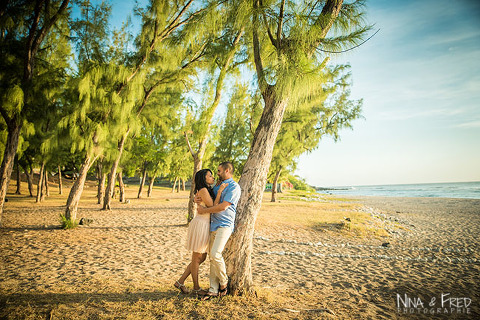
[96,160,105,205]
[23,165,34,197]
[36,162,45,203]
[137,166,147,198]
[118,171,125,202]
[147,175,155,197]
[271,167,282,202]
[0,122,21,226]
[15,156,21,195]
[103,131,128,209]
[58,165,63,195]
[64,154,96,223]
[225,92,288,295]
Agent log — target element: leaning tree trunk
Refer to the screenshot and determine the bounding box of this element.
[64,154,96,223]
[118,171,125,202]
[225,92,288,295]
[0,122,21,225]
[147,175,155,197]
[137,167,147,198]
[36,162,45,203]
[187,158,202,221]
[96,160,105,205]
[44,170,49,197]
[58,165,63,195]
[103,131,128,209]
[24,165,34,197]
[171,177,178,193]
[271,168,282,202]
[15,157,21,195]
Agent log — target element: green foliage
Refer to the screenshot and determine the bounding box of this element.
[60,214,78,229]
[288,174,315,192]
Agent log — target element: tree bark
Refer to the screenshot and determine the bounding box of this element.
[23,165,34,197]
[36,162,45,203]
[0,122,21,225]
[187,158,202,222]
[137,166,147,198]
[225,91,288,295]
[64,154,96,223]
[96,160,105,205]
[103,131,129,209]
[181,178,185,191]
[44,170,49,197]
[15,157,21,194]
[147,175,155,197]
[118,171,125,202]
[271,167,282,202]
[58,165,63,195]
[171,177,178,193]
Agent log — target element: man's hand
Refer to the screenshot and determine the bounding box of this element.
[197,205,206,214]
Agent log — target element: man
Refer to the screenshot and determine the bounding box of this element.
[195,161,241,299]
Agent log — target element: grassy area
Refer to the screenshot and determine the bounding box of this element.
[258,189,390,238]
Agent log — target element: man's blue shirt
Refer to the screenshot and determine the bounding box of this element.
[211,178,241,232]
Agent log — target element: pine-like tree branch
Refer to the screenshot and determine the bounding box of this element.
[277,0,285,49]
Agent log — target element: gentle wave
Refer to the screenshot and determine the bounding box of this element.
[316,181,480,199]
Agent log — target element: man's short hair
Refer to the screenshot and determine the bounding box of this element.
[219,161,234,174]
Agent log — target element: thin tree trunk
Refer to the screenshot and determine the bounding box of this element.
[36,162,45,203]
[171,177,178,193]
[96,160,105,205]
[137,167,147,198]
[187,159,202,221]
[177,177,180,193]
[0,122,21,225]
[64,154,96,223]
[103,131,129,209]
[225,94,288,295]
[118,171,125,202]
[23,165,34,197]
[15,156,21,194]
[58,165,63,195]
[147,175,155,197]
[271,168,282,202]
[181,178,185,191]
[44,170,49,197]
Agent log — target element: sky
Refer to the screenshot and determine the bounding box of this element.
[105,0,480,187]
[295,0,480,187]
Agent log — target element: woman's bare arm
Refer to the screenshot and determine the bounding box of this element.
[197,188,214,208]
[214,183,228,205]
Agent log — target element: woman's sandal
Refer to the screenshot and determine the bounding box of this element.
[192,288,209,296]
[174,281,189,294]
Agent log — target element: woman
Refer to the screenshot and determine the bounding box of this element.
[174,169,227,294]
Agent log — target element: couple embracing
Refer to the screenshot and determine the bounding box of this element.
[174,162,241,300]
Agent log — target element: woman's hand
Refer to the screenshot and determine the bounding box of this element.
[218,183,229,192]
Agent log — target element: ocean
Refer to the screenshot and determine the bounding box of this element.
[316,181,480,199]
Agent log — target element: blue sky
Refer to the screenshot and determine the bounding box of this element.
[106,0,480,187]
[296,0,480,186]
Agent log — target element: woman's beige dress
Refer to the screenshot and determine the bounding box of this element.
[185,203,210,253]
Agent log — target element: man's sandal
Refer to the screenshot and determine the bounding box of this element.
[174,281,189,294]
[218,285,228,297]
[200,292,218,301]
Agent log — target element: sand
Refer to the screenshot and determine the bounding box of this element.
[0,186,479,319]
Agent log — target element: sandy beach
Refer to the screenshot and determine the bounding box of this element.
[0,183,479,319]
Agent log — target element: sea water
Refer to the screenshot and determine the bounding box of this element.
[317,181,480,199]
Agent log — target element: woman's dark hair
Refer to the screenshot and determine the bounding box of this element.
[194,169,215,199]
